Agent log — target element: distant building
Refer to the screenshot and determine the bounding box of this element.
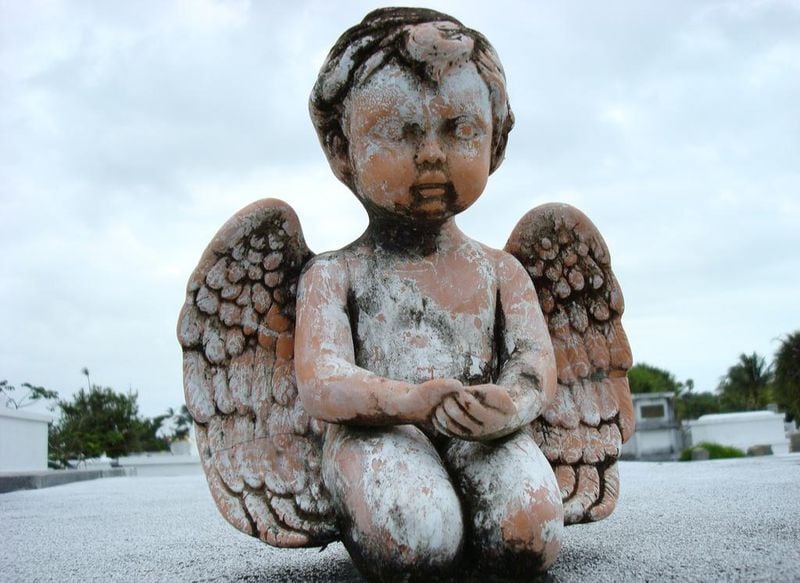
[685,410,790,454]
[621,392,682,461]
[0,406,52,471]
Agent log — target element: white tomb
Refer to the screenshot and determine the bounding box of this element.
[0,407,52,471]
[685,410,790,454]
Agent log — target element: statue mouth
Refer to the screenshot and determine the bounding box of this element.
[411,182,455,200]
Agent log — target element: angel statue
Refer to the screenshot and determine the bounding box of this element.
[177,7,633,582]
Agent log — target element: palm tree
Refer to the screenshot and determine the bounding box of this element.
[773,331,800,422]
[81,367,92,391]
[717,352,773,412]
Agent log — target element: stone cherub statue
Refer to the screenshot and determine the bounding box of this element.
[177,7,633,582]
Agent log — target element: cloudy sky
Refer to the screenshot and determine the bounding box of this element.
[2,0,798,417]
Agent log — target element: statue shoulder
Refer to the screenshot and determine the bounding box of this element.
[298,248,357,297]
[301,248,350,274]
[468,239,526,283]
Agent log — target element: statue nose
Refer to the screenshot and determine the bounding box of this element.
[415,133,446,165]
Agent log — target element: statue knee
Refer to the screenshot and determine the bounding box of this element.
[501,495,563,571]
[447,430,565,574]
[473,492,563,575]
[322,425,464,580]
[342,487,464,581]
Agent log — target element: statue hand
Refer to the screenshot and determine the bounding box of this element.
[432,384,518,440]
[408,378,464,422]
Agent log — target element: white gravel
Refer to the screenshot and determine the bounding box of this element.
[2,455,799,582]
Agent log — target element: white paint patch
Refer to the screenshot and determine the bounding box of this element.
[358,435,462,557]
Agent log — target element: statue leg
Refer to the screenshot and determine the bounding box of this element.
[442,429,564,578]
[322,423,464,582]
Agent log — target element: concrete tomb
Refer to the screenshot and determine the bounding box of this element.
[178,8,633,581]
[0,406,52,472]
[622,392,681,460]
[686,410,790,455]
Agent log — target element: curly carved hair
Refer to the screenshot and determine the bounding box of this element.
[309,7,514,189]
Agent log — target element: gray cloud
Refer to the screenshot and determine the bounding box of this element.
[2,0,798,416]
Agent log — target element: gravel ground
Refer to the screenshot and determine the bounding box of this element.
[2,454,799,582]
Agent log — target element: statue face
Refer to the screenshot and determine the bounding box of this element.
[344,61,493,222]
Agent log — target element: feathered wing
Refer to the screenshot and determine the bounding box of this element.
[177,198,338,547]
[505,203,634,525]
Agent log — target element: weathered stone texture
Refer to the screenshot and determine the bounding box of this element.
[178,7,632,582]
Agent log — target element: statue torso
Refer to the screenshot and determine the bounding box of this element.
[341,237,500,385]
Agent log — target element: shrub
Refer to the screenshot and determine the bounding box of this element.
[679,442,746,461]
[49,386,168,466]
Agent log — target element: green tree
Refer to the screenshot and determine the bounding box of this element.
[628,363,722,421]
[0,380,59,410]
[627,363,682,394]
[717,352,773,412]
[773,331,800,422]
[134,413,172,452]
[162,405,193,441]
[675,388,721,420]
[49,385,168,466]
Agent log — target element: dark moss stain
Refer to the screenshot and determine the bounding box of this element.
[346,289,362,363]
[492,288,507,382]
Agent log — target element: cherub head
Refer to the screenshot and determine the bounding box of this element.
[310,7,514,224]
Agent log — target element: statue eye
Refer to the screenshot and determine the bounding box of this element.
[404,123,424,140]
[370,120,423,143]
[452,117,481,141]
[371,119,405,141]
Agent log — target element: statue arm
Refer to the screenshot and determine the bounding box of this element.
[431,252,557,441]
[295,256,460,425]
[491,252,558,429]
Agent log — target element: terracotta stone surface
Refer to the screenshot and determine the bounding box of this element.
[177,7,632,582]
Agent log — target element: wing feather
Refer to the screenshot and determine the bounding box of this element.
[610,375,635,442]
[542,382,580,429]
[243,493,309,547]
[177,304,203,347]
[595,378,619,421]
[580,424,604,464]
[177,198,337,547]
[196,425,255,535]
[212,367,235,414]
[228,349,254,414]
[182,352,215,423]
[574,380,601,427]
[553,465,576,500]
[562,465,600,525]
[588,464,619,521]
[506,203,633,525]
